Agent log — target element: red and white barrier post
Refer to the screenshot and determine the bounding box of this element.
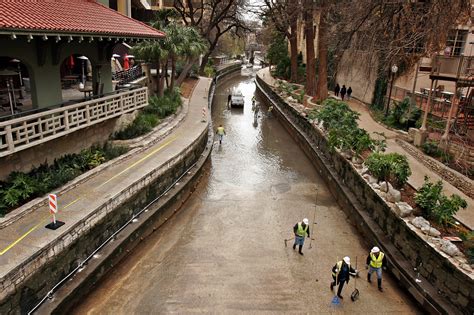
[45,193,65,230]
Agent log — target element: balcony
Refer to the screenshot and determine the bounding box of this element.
[431,55,474,85]
[0,87,148,157]
[112,65,145,85]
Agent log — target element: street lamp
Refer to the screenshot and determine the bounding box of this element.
[385,64,398,117]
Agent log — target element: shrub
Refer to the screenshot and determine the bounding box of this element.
[422,140,443,158]
[385,98,421,130]
[415,176,467,226]
[314,99,359,130]
[366,152,411,186]
[414,176,443,217]
[0,144,128,216]
[114,114,159,140]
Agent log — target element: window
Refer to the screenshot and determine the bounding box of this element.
[445,30,468,57]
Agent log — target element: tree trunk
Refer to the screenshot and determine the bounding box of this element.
[289,19,298,82]
[170,56,176,91]
[304,0,316,97]
[315,6,328,101]
[164,61,169,89]
[199,51,211,75]
[159,61,166,97]
[156,61,162,95]
[176,58,196,87]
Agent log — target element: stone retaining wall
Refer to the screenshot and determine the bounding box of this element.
[256,74,473,315]
[0,126,210,315]
[396,139,473,200]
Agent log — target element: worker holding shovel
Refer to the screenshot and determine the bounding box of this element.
[330,256,358,300]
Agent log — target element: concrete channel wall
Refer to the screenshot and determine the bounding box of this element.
[1,128,209,315]
[255,75,474,315]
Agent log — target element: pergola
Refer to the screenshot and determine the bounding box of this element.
[415,54,474,147]
[0,0,165,110]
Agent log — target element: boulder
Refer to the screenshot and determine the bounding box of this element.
[359,166,369,175]
[439,239,462,257]
[379,181,393,193]
[371,183,381,190]
[411,216,430,229]
[395,202,413,218]
[352,156,363,165]
[421,226,441,237]
[386,187,401,203]
[363,174,378,184]
[341,150,353,160]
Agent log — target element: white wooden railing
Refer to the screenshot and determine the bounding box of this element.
[0,88,148,157]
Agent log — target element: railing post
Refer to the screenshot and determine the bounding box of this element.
[64,110,70,130]
[85,104,90,124]
[120,94,124,112]
[5,125,14,152]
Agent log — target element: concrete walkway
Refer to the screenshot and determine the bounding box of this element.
[259,67,473,230]
[0,77,212,283]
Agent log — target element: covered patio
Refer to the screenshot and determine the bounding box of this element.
[0,0,164,157]
[0,0,164,119]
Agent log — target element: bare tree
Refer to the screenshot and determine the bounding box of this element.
[332,0,471,75]
[304,0,317,96]
[258,0,301,82]
[174,0,249,74]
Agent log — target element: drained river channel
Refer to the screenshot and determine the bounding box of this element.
[73,69,421,314]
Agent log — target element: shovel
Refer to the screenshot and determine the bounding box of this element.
[351,256,360,302]
[284,237,294,247]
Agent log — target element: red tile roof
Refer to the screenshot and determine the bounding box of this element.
[0,0,165,39]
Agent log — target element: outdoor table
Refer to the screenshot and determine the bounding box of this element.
[79,87,93,99]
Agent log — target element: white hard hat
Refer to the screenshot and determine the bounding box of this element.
[371,246,380,253]
[303,218,309,225]
[343,256,350,264]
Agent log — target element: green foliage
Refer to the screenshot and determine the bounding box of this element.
[421,140,443,158]
[385,98,421,130]
[366,152,411,186]
[432,194,467,226]
[204,65,216,78]
[0,144,128,216]
[114,114,159,140]
[115,90,181,140]
[266,32,288,67]
[414,176,443,216]
[372,72,388,110]
[314,99,359,130]
[415,176,467,226]
[296,89,305,104]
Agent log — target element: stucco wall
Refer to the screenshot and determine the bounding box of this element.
[336,50,378,104]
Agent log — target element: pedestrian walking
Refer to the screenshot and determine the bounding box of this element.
[366,246,387,292]
[292,218,310,255]
[340,85,347,100]
[216,124,226,144]
[334,83,340,97]
[227,94,231,106]
[347,87,352,100]
[330,256,358,299]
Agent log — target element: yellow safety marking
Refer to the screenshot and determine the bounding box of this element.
[0,221,43,255]
[0,136,177,256]
[64,197,81,209]
[97,136,177,189]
